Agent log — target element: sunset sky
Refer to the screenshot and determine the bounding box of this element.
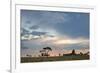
[21,10,89,57]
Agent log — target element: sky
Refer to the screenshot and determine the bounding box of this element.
[20,9,90,57]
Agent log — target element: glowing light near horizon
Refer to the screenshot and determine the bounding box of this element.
[54,39,78,45]
[53,38,89,45]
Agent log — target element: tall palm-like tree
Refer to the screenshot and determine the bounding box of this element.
[71,49,76,55]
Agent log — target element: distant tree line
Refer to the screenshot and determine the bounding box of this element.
[25,47,89,57]
[63,49,89,56]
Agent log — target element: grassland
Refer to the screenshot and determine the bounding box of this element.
[21,55,89,63]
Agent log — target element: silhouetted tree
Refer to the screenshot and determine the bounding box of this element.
[26,54,32,57]
[43,47,52,55]
[59,53,61,56]
[40,47,52,57]
[40,49,45,56]
[71,49,76,55]
[80,52,83,55]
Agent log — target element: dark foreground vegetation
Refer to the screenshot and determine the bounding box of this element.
[21,55,89,63]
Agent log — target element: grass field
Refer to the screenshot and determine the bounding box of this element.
[21,55,89,63]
